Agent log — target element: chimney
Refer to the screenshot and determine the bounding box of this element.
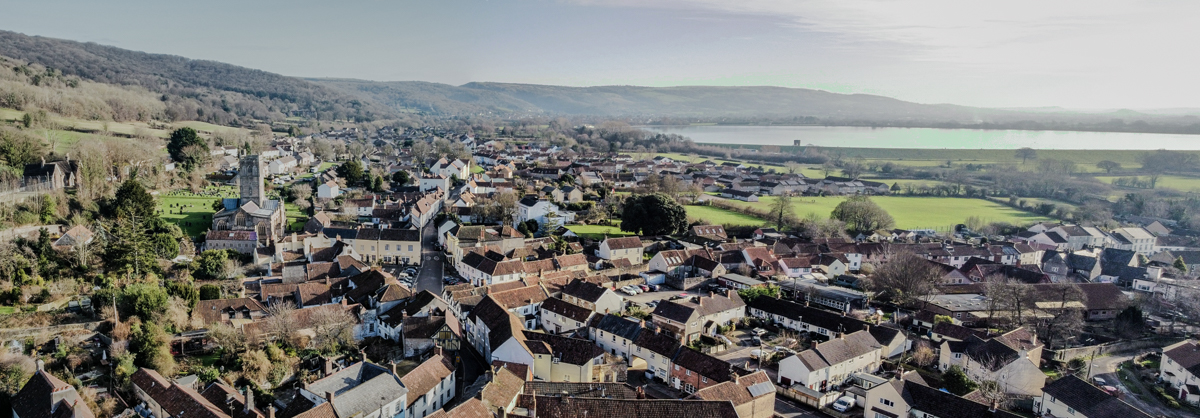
[40,157,45,168]
[268,406,276,418]
[244,386,253,413]
[36,359,44,371]
[323,357,335,376]
[812,341,818,350]
[325,391,335,404]
[864,325,870,333]
[390,360,398,376]
[360,348,368,362]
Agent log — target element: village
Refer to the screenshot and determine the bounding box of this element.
[5,124,1200,418]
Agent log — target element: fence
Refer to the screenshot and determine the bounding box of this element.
[776,383,840,409]
[0,176,58,204]
[1044,336,1184,363]
[0,224,64,242]
[0,320,105,341]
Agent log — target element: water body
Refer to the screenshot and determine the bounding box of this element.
[639,125,1200,150]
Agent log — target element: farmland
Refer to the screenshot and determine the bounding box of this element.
[684,204,766,226]
[704,196,1049,230]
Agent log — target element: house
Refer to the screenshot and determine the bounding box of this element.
[589,314,645,361]
[1162,340,1200,405]
[864,376,1022,418]
[298,361,408,418]
[513,196,574,231]
[1035,375,1152,418]
[521,331,608,382]
[777,330,882,391]
[194,297,268,327]
[688,370,775,418]
[539,297,594,335]
[507,395,739,418]
[458,252,526,287]
[670,347,748,393]
[400,350,456,418]
[746,296,908,358]
[318,180,340,199]
[464,296,533,364]
[419,174,450,192]
[53,224,93,249]
[431,158,469,179]
[741,247,777,276]
[598,236,644,266]
[651,291,746,343]
[132,367,263,418]
[938,327,1045,396]
[268,156,298,175]
[1111,227,1156,255]
[560,279,622,315]
[478,365,526,417]
[12,360,95,418]
[690,225,728,241]
[394,316,459,358]
[354,228,422,265]
[23,157,80,190]
[205,230,259,254]
[777,257,813,277]
[559,186,583,203]
[720,189,759,202]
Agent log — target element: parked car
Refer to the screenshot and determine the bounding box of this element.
[404,267,418,275]
[646,301,658,308]
[638,284,650,292]
[1092,377,1107,386]
[621,286,638,296]
[831,396,856,412]
[751,328,767,336]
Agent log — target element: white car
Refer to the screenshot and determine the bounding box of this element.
[621,286,638,295]
[831,396,856,412]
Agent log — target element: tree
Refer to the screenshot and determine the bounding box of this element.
[783,161,802,175]
[1096,160,1121,174]
[1015,147,1037,165]
[336,160,365,186]
[195,250,231,281]
[737,285,781,302]
[113,178,157,220]
[207,322,246,359]
[1114,306,1146,338]
[1175,256,1190,273]
[199,284,222,300]
[264,302,298,347]
[167,128,209,170]
[620,193,688,236]
[868,252,943,306]
[768,195,795,230]
[912,340,935,368]
[391,170,411,185]
[310,307,358,354]
[241,350,272,384]
[121,283,170,321]
[830,196,894,233]
[131,320,175,376]
[943,365,978,395]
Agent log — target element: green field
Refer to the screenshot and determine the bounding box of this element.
[1095,174,1200,193]
[565,224,635,240]
[711,196,1049,230]
[158,195,221,238]
[685,205,766,226]
[471,165,485,174]
[285,202,308,232]
[0,306,17,315]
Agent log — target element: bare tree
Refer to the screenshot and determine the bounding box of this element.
[207,322,246,358]
[912,340,936,368]
[783,161,802,175]
[264,302,299,346]
[869,251,945,306]
[310,306,358,354]
[241,349,271,384]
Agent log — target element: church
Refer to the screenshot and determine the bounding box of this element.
[211,155,287,244]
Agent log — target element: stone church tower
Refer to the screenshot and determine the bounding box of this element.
[239,155,265,206]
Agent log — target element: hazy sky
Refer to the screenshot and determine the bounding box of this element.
[2,0,1197,109]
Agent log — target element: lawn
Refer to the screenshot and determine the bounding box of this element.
[0,306,16,315]
[471,165,485,174]
[285,202,308,232]
[716,196,1049,230]
[158,189,235,238]
[566,224,635,240]
[685,205,766,226]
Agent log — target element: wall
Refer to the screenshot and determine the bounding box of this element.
[1044,337,1183,363]
[667,276,711,291]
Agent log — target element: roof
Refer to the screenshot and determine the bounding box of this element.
[130,368,227,418]
[592,314,645,341]
[718,273,764,287]
[518,395,740,418]
[467,296,525,350]
[562,279,609,303]
[523,381,640,399]
[399,354,455,407]
[401,316,448,339]
[634,328,683,358]
[673,348,742,383]
[603,236,643,250]
[304,361,408,418]
[488,285,549,310]
[1164,340,1200,377]
[480,364,526,412]
[792,330,880,370]
[690,370,772,406]
[13,368,96,418]
[195,297,266,325]
[521,331,606,365]
[1042,375,1152,418]
[540,297,594,323]
[207,230,258,241]
[902,380,1021,418]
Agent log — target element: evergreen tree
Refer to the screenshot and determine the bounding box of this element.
[943,365,978,395]
[167,127,208,170]
[620,193,688,236]
[113,178,157,220]
[106,215,157,277]
[1175,256,1189,273]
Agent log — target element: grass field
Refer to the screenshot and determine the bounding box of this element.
[1,107,251,141]
[685,205,766,226]
[471,165,485,174]
[158,195,221,238]
[565,224,635,240]
[0,306,16,315]
[285,202,308,231]
[1095,174,1200,193]
[712,196,1049,230]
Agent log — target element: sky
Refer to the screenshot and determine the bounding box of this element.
[1,0,1197,109]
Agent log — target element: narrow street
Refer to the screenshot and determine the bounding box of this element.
[415,221,444,294]
[1090,350,1183,418]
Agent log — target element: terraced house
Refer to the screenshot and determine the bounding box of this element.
[651,290,746,343]
[354,227,422,265]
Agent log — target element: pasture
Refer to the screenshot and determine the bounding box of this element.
[711,196,1049,230]
[684,204,766,226]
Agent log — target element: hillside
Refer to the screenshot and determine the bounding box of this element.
[0,30,395,125]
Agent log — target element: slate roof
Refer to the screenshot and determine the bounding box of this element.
[793,330,880,370]
[1042,375,1152,418]
[747,296,869,335]
[304,361,408,418]
[593,314,645,341]
[1163,340,1200,377]
[195,297,266,325]
[402,316,447,339]
[932,321,985,341]
[902,380,1021,418]
[673,348,743,384]
[690,370,772,406]
[12,368,96,418]
[521,331,606,365]
[604,236,643,250]
[199,383,264,418]
[562,279,609,303]
[540,297,594,323]
[523,381,640,399]
[634,328,683,358]
[518,395,740,418]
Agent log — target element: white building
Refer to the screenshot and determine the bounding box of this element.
[777,330,882,391]
[268,156,298,175]
[400,351,456,418]
[317,180,339,199]
[598,236,644,266]
[513,196,574,231]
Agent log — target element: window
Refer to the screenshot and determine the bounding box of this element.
[385,244,390,251]
[701,377,707,383]
[1068,407,1075,414]
[954,353,962,359]
[675,365,680,371]
[686,370,691,376]
[409,245,413,251]
[881,399,894,407]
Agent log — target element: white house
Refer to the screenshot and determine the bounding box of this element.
[938,327,1045,397]
[1162,340,1200,405]
[513,196,574,231]
[561,279,623,315]
[777,330,882,391]
[317,180,339,199]
[298,361,408,418]
[420,174,450,192]
[1036,375,1153,418]
[431,158,470,179]
[268,156,298,175]
[598,236,644,266]
[400,351,456,418]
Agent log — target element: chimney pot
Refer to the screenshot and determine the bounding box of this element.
[244,386,253,413]
[268,406,276,418]
[325,391,335,403]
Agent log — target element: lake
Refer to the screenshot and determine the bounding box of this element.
[639,125,1200,150]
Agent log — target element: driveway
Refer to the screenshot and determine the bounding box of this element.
[414,221,444,294]
[1090,350,1181,418]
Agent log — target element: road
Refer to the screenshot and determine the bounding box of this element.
[1090,350,1182,418]
[414,221,444,294]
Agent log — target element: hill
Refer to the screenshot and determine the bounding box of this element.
[0,30,396,125]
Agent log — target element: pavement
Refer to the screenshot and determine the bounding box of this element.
[415,221,445,294]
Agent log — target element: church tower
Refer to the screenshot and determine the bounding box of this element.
[239,155,265,206]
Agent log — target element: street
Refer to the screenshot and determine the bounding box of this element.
[1090,350,1182,418]
[415,221,444,294]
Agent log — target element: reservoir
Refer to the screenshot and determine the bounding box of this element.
[639,125,1200,150]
